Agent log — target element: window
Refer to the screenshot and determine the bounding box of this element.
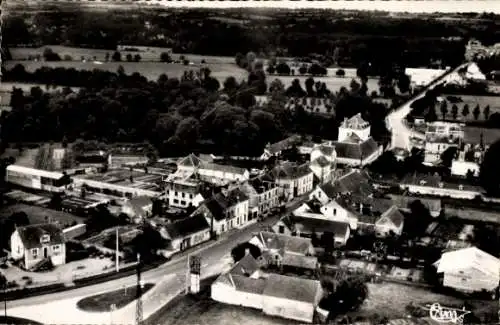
[333,208,337,216]
[182,193,185,198]
[40,235,50,244]
[173,199,179,204]
[278,225,285,234]
[53,245,60,251]
[189,194,193,199]
[166,190,170,195]
[31,248,38,258]
[180,200,186,206]
[174,191,178,196]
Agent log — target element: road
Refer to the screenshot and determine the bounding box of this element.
[387,62,470,151]
[1,195,309,324]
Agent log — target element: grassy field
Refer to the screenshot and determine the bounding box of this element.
[464,126,500,145]
[77,283,154,312]
[5,60,248,84]
[0,204,85,227]
[438,94,500,122]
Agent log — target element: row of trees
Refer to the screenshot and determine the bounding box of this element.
[266,62,328,77]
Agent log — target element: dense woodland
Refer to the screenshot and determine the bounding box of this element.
[0,66,390,157]
[4,8,499,68]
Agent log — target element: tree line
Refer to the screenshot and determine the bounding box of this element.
[1,66,391,157]
[4,8,495,68]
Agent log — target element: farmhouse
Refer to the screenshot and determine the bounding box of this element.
[211,253,324,323]
[434,246,499,294]
[11,223,66,270]
[159,214,211,252]
[334,114,382,167]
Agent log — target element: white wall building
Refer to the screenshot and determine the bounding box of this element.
[6,165,71,193]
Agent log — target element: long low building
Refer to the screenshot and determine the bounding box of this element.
[6,165,71,193]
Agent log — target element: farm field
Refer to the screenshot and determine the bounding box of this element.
[464,126,500,145]
[10,46,237,64]
[5,60,248,84]
[438,94,500,122]
[0,203,85,227]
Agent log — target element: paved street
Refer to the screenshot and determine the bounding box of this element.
[1,196,308,324]
[387,63,470,150]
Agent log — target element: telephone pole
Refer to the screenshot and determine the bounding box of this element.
[115,228,120,273]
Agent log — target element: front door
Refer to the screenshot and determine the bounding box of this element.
[43,247,48,258]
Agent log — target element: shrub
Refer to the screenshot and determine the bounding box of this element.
[336,69,346,77]
[63,54,73,61]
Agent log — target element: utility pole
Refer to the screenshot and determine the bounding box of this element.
[135,253,143,325]
[115,228,120,273]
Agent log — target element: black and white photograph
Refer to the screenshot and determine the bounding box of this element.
[0,0,499,324]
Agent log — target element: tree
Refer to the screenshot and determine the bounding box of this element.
[462,104,470,118]
[126,54,133,62]
[350,78,361,93]
[112,51,122,62]
[43,48,61,61]
[129,225,167,260]
[305,77,315,97]
[321,276,369,314]
[484,105,491,120]
[320,231,335,256]
[275,62,291,75]
[160,52,172,63]
[439,101,448,120]
[424,106,438,123]
[480,139,500,195]
[231,242,261,263]
[105,52,110,62]
[440,146,457,168]
[473,104,481,120]
[397,74,411,93]
[451,104,458,120]
[336,69,345,77]
[299,64,308,75]
[133,54,141,62]
[266,65,276,74]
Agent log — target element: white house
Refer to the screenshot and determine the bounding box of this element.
[211,253,324,324]
[451,160,480,178]
[334,114,382,167]
[193,187,249,235]
[434,247,500,294]
[160,214,211,252]
[270,162,314,201]
[423,122,464,165]
[11,224,66,270]
[373,205,405,237]
[309,156,334,184]
[320,200,358,230]
[310,143,336,164]
[165,177,206,209]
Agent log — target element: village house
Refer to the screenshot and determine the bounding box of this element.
[423,121,464,165]
[249,231,318,272]
[309,182,338,205]
[333,114,383,167]
[11,223,66,270]
[270,162,314,201]
[164,177,207,209]
[260,135,303,160]
[192,187,249,235]
[121,196,154,222]
[450,144,487,178]
[387,194,442,217]
[274,214,351,247]
[399,173,482,200]
[172,154,250,186]
[434,246,499,295]
[240,173,280,220]
[159,214,211,252]
[211,253,324,324]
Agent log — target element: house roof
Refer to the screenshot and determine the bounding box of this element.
[318,182,338,199]
[341,113,370,130]
[256,231,313,255]
[6,165,65,180]
[334,137,379,160]
[203,188,249,221]
[230,274,267,294]
[263,273,322,304]
[177,154,204,168]
[16,223,65,249]
[247,173,277,194]
[201,162,248,176]
[267,135,302,154]
[388,194,442,212]
[128,196,153,208]
[164,214,210,240]
[313,144,335,157]
[281,215,350,238]
[435,246,500,278]
[333,169,374,197]
[311,156,330,168]
[282,253,318,270]
[229,253,261,276]
[271,162,312,180]
[377,205,405,228]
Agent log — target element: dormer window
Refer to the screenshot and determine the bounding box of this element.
[40,234,50,244]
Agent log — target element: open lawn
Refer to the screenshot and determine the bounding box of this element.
[353,282,497,321]
[5,60,248,84]
[77,283,154,312]
[464,126,500,145]
[10,46,237,64]
[0,204,84,227]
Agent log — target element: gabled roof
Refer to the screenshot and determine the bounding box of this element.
[435,246,500,278]
[281,215,350,238]
[247,173,277,194]
[271,162,313,180]
[318,182,338,199]
[263,273,322,303]
[203,188,249,221]
[341,113,369,130]
[16,224,65,249]
[177,154,204,168]
[377,205,405,228]
[201,162,248,176]
[344,132,363,144]
[229,253,261,276]
[334,137,379,160]
[164,214,210,240]
[333,169,373,195]
[282,252,318,270]
[311,156,330,168]
[266,135,302,155]
[256,231,313,255]
[313,144,335,157]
